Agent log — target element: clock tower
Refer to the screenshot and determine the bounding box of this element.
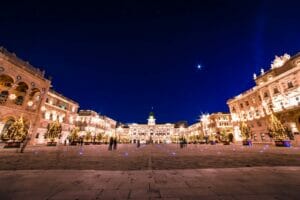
[147,112,156,126]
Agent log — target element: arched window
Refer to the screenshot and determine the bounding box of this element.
[0,74,14,88]
[0,118,15,140]
[14,82,29,105]
[273,87,279,94]
[0,90,9,104]
[287,81,294,89]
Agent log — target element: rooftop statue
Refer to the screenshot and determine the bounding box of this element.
[271,53,290,69]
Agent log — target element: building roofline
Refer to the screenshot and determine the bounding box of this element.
[48,89,79,105]
[0,46,49,81]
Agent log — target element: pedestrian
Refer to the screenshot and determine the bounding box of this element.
[180,138,183,149]
[113,138,117,150]
[64,139,66,146]
[137,139,140,148]
[108,137,113,151]
[184,138,188,148]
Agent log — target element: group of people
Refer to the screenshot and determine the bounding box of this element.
[108,137,117,150]
[179,137,188,148]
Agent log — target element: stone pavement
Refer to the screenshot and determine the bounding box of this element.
[0,167,300,200]
[0,144,300,170]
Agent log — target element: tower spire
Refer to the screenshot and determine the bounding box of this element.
[148,111,156,125]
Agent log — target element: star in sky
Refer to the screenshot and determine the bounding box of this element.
[197,64,202,70]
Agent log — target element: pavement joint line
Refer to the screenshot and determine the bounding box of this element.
[96,188,104,199]
[148,154,152,170]
[127,189,132,199]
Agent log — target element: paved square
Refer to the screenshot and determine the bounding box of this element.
[0,144,300,199]
[0,144,300,170]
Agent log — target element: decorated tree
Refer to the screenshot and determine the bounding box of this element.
[102,134,109,143]
[96,132,103,142]
[220,130,228,142]
[209,133,216,141]
[240,121,251,140]
[45,120,62,142]
[68,127,79,143]
[196,134,204,143]
[3,116,28,142]
[268,113,287,140]
[189,135,196,143]
[84,131,92,142]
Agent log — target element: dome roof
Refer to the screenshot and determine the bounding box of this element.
[149,112,155,118]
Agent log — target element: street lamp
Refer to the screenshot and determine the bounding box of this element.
[200,113,210,143]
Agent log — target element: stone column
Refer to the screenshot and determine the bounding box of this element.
[0,122,5,135]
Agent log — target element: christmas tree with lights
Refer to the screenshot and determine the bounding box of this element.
[5,116,28,142]
[239,121,251,140]
[46,120,62,143]
[268,113,287,140]
[68,127,79,144]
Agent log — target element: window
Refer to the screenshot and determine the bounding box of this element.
[273,87,279,94]
[232,106,236,112]
[245,101,249,106]
[249,112,253,118]
[264,92,269,98]
[257,121,262,127]
[255,110,260,116]
[258,95,262,101]
[287,81,294,89]
[240,103,244,108]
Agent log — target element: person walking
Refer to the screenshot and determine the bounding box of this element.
[180,137,183,149]
[108,137,113,151]
[113,137,117,150]
[80,137,83,146]
[137,139,140,148]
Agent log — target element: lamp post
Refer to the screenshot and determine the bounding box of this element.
[201,113,210,143]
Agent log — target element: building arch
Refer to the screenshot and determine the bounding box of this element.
[14,82,29,105]
[0,74,14,88]
[28,88,41,109]
[15,81,29,93]
[0,117,15,138]
[0,74,15,104]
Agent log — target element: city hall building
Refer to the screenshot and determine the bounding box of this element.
[125,112,179,144]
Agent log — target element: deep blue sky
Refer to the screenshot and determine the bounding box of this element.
[1,0,299,124]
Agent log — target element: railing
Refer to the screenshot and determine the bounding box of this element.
[0,47,46,79]
[49,89,78,105]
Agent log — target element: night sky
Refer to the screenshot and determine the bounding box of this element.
[1,0,300,124]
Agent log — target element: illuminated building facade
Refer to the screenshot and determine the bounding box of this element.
[208,112,233,136]
[192,113,233,141]
[75,110,117,138]
[36,90,79,144]
[0,47,117,145]
[227,53,300,142]
[127,112,178,144]
[186,122,203,142]
[0,47,51,141]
